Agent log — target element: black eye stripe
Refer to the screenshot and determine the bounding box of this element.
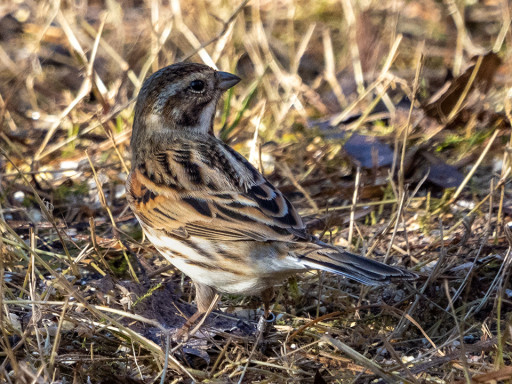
[189,80,205,92]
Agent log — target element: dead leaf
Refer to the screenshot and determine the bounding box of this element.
[423,51,501,121]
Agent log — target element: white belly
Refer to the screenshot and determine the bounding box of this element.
[143,227,306,295]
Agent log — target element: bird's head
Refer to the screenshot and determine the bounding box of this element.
[131,62,240,152]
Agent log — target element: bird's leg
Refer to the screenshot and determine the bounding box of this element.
[257,287,275,334]
[255,287,275,355]
[261,287,275,320]
[175,282,218,341]
[188,291,220,337]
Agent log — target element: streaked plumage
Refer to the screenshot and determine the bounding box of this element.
[127,62,417,329]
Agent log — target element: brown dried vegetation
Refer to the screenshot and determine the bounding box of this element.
[0,0,511,383]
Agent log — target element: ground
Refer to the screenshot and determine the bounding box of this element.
[0,0,511,383]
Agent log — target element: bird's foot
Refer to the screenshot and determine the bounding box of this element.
[174,311,205,342]
[175,292,220,341]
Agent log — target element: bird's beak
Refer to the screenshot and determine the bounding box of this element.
[217,71,241,91]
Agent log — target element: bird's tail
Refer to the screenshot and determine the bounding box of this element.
[298,240,418,286]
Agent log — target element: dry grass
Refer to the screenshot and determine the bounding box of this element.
[0,0,511,383]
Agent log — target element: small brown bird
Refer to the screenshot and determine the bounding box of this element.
[126,62,417,334]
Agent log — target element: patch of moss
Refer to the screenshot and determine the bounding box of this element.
[54,181,89,202]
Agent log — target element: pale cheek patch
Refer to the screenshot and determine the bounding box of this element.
[145,113,162,128]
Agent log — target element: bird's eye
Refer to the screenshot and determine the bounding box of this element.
[189,80,205,93]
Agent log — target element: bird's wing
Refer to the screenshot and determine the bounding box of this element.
[127,140,418,286]
[127,142,309,243]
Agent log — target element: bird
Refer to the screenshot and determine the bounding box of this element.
[126,62,417,336]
